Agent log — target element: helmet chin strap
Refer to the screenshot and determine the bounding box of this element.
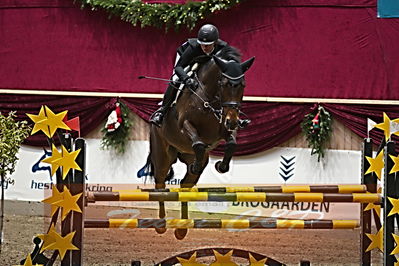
[204,46,215,55]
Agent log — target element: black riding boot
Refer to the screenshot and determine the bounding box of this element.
[149,83,178,127]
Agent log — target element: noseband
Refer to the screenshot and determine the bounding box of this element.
[221,101,241,109]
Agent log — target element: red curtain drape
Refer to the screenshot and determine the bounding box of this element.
[0,94,114,146]
[2,94,396,156]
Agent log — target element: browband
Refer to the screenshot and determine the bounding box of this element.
[221,73,245,80]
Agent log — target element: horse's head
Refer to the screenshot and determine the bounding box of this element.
[213,55,255,131]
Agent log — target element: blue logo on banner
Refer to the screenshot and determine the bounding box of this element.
[32,148,52,181]
[279,155,295,181]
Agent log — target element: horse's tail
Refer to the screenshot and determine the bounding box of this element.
[136,154,175,182]
[166,167,174,182]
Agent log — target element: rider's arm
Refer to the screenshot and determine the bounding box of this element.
[174,45,198,81]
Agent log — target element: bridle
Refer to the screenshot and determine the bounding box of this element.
[187,73,245,129]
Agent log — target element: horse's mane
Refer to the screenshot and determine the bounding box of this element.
[217,46,242,63]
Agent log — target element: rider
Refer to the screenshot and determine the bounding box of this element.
[150,24,250,128]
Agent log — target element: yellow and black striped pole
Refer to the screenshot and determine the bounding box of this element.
[85,218,360,230]
[137,184,367,193]
[87,191,381,203]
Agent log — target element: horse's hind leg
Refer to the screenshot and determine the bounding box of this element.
[150,127,177,234]
[174,153,209,240]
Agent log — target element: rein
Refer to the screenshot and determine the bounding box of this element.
[170,76,223,122]
[192,74,224,123]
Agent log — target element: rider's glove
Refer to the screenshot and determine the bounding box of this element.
[184,77,198,91]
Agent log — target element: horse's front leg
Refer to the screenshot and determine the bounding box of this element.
[150,126,177,234]
[183,121,207,175]
[215,132,237,173]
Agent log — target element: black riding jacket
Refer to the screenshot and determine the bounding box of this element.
[174,38,228,81]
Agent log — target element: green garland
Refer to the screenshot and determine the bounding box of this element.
[101,101,132,154]
[75,0,244,31]
[300,106,332,162]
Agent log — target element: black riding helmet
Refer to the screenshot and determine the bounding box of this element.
[197,24,219,45]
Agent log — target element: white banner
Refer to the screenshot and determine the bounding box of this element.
[6,139,362,220]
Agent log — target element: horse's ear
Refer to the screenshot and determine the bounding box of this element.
[213,55,228,72]
[241,57,255,73]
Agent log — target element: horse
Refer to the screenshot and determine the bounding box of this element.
[142,46,255,239]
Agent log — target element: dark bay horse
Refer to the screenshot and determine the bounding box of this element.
[144,47,254,239]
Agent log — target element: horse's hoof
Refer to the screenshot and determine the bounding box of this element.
[174,229,188,240]
[189,164,201,175]
[155,228,167,234]
[215,161,229,173]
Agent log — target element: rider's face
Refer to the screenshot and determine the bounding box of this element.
[201,43,215,54]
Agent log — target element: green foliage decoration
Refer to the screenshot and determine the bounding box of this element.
[0,112,31,180]
[101,101,132,154]
[300,106,332,162]
[75,0,244,31]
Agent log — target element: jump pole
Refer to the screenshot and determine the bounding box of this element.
[86,191,381,203]
[137,184,368,193]
[84,218,360,230]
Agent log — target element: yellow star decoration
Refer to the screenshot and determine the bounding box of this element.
[389,154,399,174]
[364,201,380,217]
[364,188,382,218]
[27,106,51,137]
[27,105,70,138]
[42,185,64,217]
[366,226,384,252]
[13,254,44,266]
[44,105,70,137]
[365,150,384,180]
[42,145,81,179]
[176,252,207,266]
[37,223,58,252]
[390,233,399,255]
[374,112,399,141]
[248,253,268,265]
[388,197,399,217]
[58,186,82,221]
[42,186,82,220]
[53,145,81,179]
[41,145,63,177]
[39,225,79,259]
[210,250,238,266]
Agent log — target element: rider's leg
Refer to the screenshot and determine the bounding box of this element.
[149,83,178,127]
